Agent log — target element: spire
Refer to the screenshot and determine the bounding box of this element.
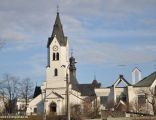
[54,11,62,28]
[47,8,67,47]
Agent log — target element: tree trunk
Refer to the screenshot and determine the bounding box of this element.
[153,105,156,115]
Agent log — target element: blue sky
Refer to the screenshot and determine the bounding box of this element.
[0,0,156,87]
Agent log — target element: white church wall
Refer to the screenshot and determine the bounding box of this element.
[45,98,65,115]
[95,88,110,96]
[44,88,67,115]
[130,86,154,114]
[69,89,82,106]
[26,94,43,115]
[46,37,68,89]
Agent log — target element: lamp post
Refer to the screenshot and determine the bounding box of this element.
[61,64,70,120]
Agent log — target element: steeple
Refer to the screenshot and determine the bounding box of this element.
[47,11,67,47]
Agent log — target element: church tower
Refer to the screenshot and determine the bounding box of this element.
[43,12,69,115]
[46,12,69,88]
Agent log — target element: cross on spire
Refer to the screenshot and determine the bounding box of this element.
[57,5,59,13]
[71,48,74,57]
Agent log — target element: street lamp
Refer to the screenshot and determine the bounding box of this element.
[61,64,70,120]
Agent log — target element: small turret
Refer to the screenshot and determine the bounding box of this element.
[132,67,142,84]
[92,74,101,88]
[69,55,78,84]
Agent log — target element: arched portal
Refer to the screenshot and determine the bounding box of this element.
[49,102,57,113]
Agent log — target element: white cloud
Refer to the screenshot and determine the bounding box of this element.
[0,0,156,67]
[1,30,31,42]
[72,39,156,65]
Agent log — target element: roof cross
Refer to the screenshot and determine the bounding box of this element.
[71,48,74,57]
[57,5,59,13]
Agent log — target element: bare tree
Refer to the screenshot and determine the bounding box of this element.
[82,96,99,118]
[145,88,156,115]
[0,74,20,114]
[19,78,33,113]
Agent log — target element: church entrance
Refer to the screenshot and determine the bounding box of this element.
[49,102,57,113]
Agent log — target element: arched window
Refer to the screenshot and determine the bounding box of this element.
[54,69,58,76]
[50,102,57,112]
[53,53,55,60]
[56,52,59,60]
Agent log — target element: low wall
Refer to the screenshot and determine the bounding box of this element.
[107,116,156,120]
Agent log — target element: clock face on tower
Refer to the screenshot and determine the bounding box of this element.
[53,45,58,51]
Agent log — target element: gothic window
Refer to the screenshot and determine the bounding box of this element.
[53,53,59,61]
[56,52,59,60]
[53,53,55,60]
[54,69,58,76]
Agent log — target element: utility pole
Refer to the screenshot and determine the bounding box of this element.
[66,73,70,120]
[43,89,46,120]
[61,64,70,120]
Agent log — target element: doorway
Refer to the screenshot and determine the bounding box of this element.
[49,102,57,113]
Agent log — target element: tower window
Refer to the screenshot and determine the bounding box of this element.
[56,53,59,60]
[54,69,58,76]
[53,53,59,61]
[53,53,55,60]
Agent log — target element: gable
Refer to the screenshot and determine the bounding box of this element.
[113,75,131,87]
[46,90,64,99]
[47,36,67,48]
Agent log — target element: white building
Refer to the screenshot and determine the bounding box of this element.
[26,12,101,116]
[16,98,32,115]
[95,71,156,115]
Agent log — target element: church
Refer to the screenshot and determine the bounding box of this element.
[26,11,156,117]
[26,12,101,115]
